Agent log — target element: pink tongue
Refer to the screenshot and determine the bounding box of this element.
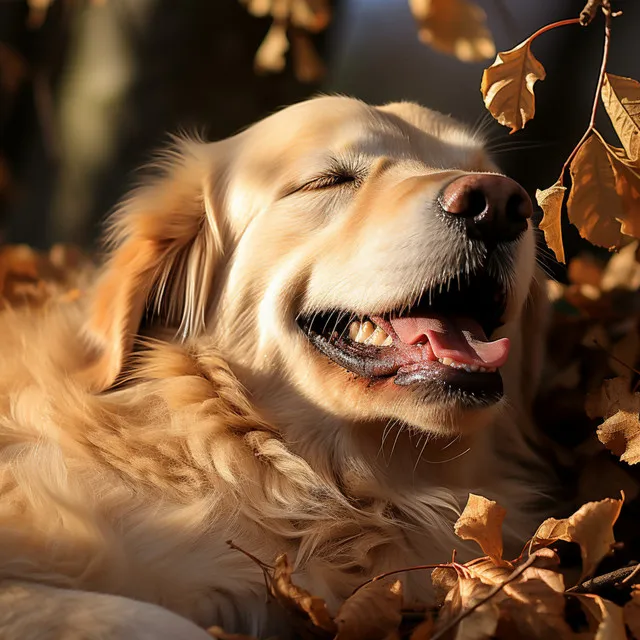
[388,314,510,368]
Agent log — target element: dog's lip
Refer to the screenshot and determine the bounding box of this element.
[297,270,508,401]
[305,325,504,401]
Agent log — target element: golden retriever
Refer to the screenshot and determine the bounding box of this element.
[0,96,549,638]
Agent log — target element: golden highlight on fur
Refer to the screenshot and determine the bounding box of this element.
[0,97,549,639]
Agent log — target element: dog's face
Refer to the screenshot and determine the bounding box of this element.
[85,97,539,438]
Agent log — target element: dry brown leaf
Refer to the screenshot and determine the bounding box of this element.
[335,579,403,640]
[254,23,289,74]
[481,40,545,134]
[597,411,640,465]
[454,494,507,564]
[576,594,626,640]
[409,0,495,62]
[624,586,640,640]
[602,73,640,162]
[602,142,640,239]
[271,554,337,632]
[435,574,500,640]
[536,182,567,263]
[433,553,569,640]
[532,495,624,580]
[567,134,626,250]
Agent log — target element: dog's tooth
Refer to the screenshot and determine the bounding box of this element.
[355,320,374,343]
[382,335,393,346]
[441,357,454,366]
[468,365,479,372]
[366,326,390,346]
[349,321,361,341]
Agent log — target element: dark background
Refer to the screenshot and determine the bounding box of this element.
[1,0,639,253]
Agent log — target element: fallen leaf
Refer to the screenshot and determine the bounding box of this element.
[624,586,640,640]
[576,594,626,640]
[567,134,626,250]
[409,0,495,62]
[532,494,624,580]
[481,40,546,134]
[435,575,500,640]
[271,554,337,632]
[602,73,640,162]
[454,494,507,564]
[536,182,567,263]
[597,411,640,465]
[335,579,403,640]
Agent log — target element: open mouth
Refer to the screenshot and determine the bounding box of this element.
[298,271,509,404]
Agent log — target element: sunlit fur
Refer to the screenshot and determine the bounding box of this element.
[0,97,550,638]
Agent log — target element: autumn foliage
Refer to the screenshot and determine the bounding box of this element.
[480,1,640,263]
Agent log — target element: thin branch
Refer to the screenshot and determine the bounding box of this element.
[525,18,581,46]
[592,338,640,379]
[225,540,273,570]
[431,555,538,640]
[351,563,462,597]
[580,0,603,26]
[566,564,640,593]
[558,2,612,185]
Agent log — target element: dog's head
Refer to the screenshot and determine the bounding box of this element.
[85,97,544,437]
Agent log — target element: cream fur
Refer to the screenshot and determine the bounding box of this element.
[0,97,550,638]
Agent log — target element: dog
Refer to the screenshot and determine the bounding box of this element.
[0,96,550,638]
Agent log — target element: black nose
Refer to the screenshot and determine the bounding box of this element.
[438,174,532,244]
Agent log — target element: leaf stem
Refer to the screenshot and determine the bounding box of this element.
[525,18,581,46]
[430,555,538,640]
[558,3,613,185]
[351,563,461,597]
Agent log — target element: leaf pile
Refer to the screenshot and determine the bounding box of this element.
[218,492,637,640]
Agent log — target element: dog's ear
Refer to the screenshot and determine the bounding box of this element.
[519,266,550,408]
[82,138,226,390]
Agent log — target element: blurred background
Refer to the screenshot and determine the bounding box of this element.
[1,0,639,253]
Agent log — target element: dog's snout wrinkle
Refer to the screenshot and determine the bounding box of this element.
[439,174,532,245]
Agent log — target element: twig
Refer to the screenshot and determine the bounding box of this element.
[351,563,462,597]
[566,564,640,593]
[225,540,274,570]
[431,555,538,640]
[619,563,640,586]
[592,339,640,379]
[558,2,613,186]
[580,0,603,26]
[525,18,581,46]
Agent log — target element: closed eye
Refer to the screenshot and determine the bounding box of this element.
[285,170,362,197]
